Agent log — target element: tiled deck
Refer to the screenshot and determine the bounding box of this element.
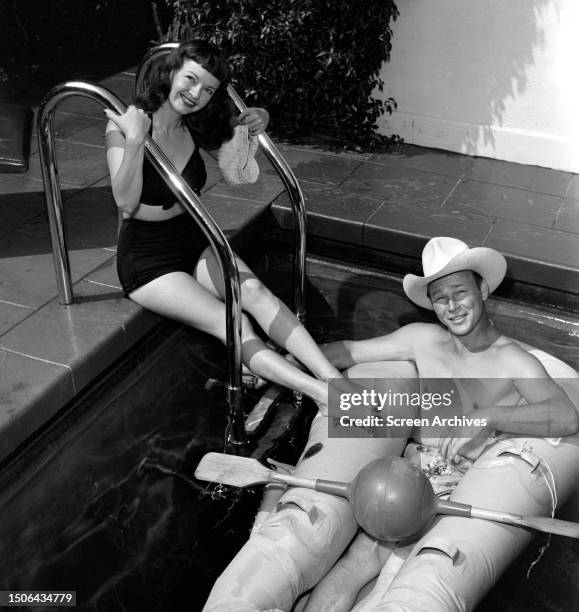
[0,63,578,463]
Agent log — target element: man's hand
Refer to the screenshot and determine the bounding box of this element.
[437,409,492,462]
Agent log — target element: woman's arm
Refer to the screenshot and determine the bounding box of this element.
[203,107,270,161]
[104,106,151,216]
[237,107,270,135]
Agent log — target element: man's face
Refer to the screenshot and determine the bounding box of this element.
[428,271,487,336]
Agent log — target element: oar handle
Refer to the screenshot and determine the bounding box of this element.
[436,498,579,539]
[269,473,350,498]
[435,499,472,518]
[314,479,351,499]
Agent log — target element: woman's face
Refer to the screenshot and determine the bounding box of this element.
[168,59,221,115]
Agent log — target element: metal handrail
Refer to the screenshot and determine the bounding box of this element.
[36,81,247,446]
[135,42,308,323]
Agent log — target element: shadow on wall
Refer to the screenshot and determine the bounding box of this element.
[381,0,556,156]
[461,0,551,153]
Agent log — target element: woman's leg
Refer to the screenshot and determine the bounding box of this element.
[194,248,341,382]
[129,272,329,405]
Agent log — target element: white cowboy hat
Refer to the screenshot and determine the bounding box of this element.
[402,237,507,310]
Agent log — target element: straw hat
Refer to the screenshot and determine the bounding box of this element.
[402,237,507,310]
[218,124,259,184]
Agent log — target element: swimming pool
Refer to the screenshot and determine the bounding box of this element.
[0,249,577,611]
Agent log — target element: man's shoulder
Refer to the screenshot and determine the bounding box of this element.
[398,322,448,345]
[495,337,547,375]
[402,322,446,337]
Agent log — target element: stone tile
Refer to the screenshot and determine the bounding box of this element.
[0,349,75,462]
[0,162,81,198]
[85,258,121,290]
[0,191,46,237]
[98,74,136,105]
[555,198,579,234]
[464,158,572,197]
[0,172,48,196]
[0,280,148,394]
[0,302,34,335]
[0,222,114,308]
[274,141,374,162]
[57,96,106,119]
[31,113,104,152]
[267,145,362,185]
[444,180,562,228]
[343,161,456,206]
[364,201,493,257]
[59,121,107,148]
[14,186,118,251]
[62,186,118,249]
[273,181,383,244]
[371,144,472,177]
[208,171,285,204]
[202,164,222,192]
[25,142,109,188]
[199,149,218,167]
[566,176,579,199]
[485,220,579,293]
[202,194,269,228]
[202,194,271,252]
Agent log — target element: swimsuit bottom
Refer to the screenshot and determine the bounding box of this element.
[116,213,209,296]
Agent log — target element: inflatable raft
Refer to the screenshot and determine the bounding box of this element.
[203,348,579,612]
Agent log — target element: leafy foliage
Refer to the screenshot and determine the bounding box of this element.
[156,0,399,150]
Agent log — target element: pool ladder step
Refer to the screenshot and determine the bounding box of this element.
[245,384,286,434]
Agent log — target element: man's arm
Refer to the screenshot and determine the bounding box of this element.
[439,347,579,462]
[481,347,579,437]
[320,323,431,370]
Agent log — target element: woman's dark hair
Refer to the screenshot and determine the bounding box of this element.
[136,39,235,149]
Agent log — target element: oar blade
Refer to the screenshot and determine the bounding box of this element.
[194,452,273,488]
[517,516,579,539]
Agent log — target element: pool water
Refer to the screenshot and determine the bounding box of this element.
[0,253,577,611]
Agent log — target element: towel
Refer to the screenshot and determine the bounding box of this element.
[218,124,259,185]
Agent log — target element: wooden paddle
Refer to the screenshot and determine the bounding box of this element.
[195,452,579,540]
[195,452,348,496]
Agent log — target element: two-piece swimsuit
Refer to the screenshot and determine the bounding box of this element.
[116,126,209,296]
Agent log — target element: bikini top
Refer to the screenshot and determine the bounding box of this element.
[141,125,207,209]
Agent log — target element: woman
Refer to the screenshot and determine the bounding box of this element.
[104,39,347,409]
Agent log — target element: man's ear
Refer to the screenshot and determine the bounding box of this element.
[479,278,490,301]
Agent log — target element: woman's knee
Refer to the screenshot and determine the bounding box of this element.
[241,277,276,311]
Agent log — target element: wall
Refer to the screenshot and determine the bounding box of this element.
[377,0,579,172]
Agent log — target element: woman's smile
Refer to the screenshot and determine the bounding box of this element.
[169,60,221,115]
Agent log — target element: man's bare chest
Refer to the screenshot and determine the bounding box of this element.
[414,347,518,408]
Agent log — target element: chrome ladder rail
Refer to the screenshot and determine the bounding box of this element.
[36,81,247,446]
[135,42,308,324]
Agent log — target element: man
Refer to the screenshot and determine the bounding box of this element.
[302,236,579,611]
[204,237,579,612]
[323,236,578,450]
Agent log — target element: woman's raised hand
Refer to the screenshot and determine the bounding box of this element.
[104,105,151,144]
[237,107,270,136]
